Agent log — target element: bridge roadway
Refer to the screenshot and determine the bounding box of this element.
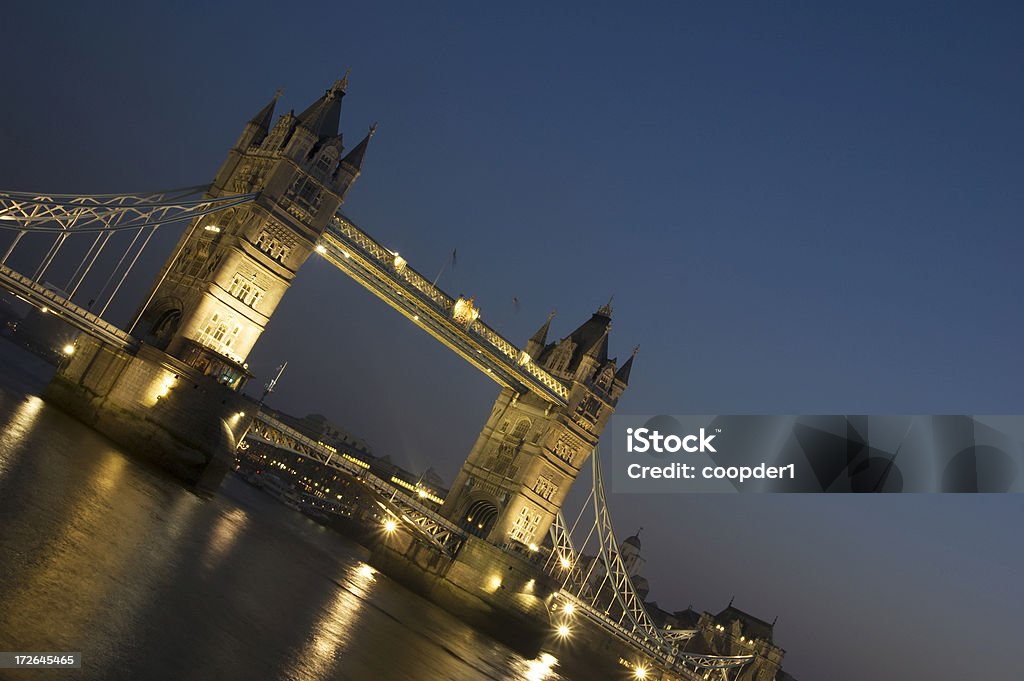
[245,410,465,554]
[0,263,137,350]
[322,214,571,407]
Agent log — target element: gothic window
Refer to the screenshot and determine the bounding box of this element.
[509,507,542,545]
[510,418,531,441]
[547,340,575,374]
[198,312,242,358]
[254,230,291,264]
[288,175,323,212]
[553,432,580,464]
[314,148,337,177]
[576,396,602,422]
[533,476,558,501]
[596,366,614,391]
[227,273,266,309]
[491,442,518,478]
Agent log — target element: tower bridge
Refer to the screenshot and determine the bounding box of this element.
[0,79,768,680]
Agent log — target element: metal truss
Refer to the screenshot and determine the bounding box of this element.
[0,186,257,233]
[546,449,754,680]
[245,411,465,555]
[0,185,257,342]
[321,214,570,406]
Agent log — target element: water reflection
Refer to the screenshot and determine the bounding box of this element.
[201,507,249,571]
[520,652,560,681]
[288,562,375,679]
[0,395,42,481]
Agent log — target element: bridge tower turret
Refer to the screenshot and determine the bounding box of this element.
[134,77,373,389]
[443,301,632,548]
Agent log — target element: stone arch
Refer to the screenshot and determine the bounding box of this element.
[143,297,184,349]
[460,497,500,538]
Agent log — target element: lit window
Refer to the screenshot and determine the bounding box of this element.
[509,507,542,544]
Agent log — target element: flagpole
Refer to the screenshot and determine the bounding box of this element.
[432,248,456,287]
[431,260,448,287]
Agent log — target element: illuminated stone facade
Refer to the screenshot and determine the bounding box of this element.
[443,303,634,547]
[134,78,373,388]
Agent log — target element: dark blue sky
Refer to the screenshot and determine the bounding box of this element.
[2,2,1022,679]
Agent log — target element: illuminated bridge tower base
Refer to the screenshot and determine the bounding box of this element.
[45,80,373,488]
[443,303,632,547]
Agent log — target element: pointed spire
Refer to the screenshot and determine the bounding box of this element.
[584,324,610,361]
[333,67,351,95]
[597,295,613,318]
[530,311,555,346]
[249,89,282,131]
[297,76,348,139]
[341,123,376,171]
[615,345,638,384]
[525,310,554,359]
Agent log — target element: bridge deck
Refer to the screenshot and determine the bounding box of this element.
[0,263,137,350]
[246,411,465,553]
[323,215,570,406]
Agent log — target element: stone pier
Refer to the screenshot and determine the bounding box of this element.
[45,335,250,491]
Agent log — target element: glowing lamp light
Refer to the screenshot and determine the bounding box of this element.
[383,519,397,533]
[203,224,221,233]
[562,603,575,616]
[393,253,407,272]
[452,296,480,326]
[528,543,539,552]
[315,244,327,254]
[156,375,176,399]
[40,306,49,314]
[557,624,571,639]
[62,344,75,356]
[634,665,648,680]
[559,556,572,569]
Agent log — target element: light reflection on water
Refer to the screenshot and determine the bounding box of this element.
[201,507,249,571]
[0,394,42,481]
[0,342,579,681]
[520,652,560,681]
[289,562,375,679]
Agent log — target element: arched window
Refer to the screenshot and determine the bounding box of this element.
[511,418,531,440]
[546,340,575,374]
[314,148,337,176]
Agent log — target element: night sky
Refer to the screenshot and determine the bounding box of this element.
[2,2,1022,679]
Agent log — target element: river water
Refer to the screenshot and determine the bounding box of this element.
[0,340,576,681]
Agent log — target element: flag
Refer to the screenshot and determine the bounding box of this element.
[451,248,457,270]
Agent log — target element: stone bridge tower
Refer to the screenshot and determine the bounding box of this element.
[443,302,634,548]
[134,77,374,389]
